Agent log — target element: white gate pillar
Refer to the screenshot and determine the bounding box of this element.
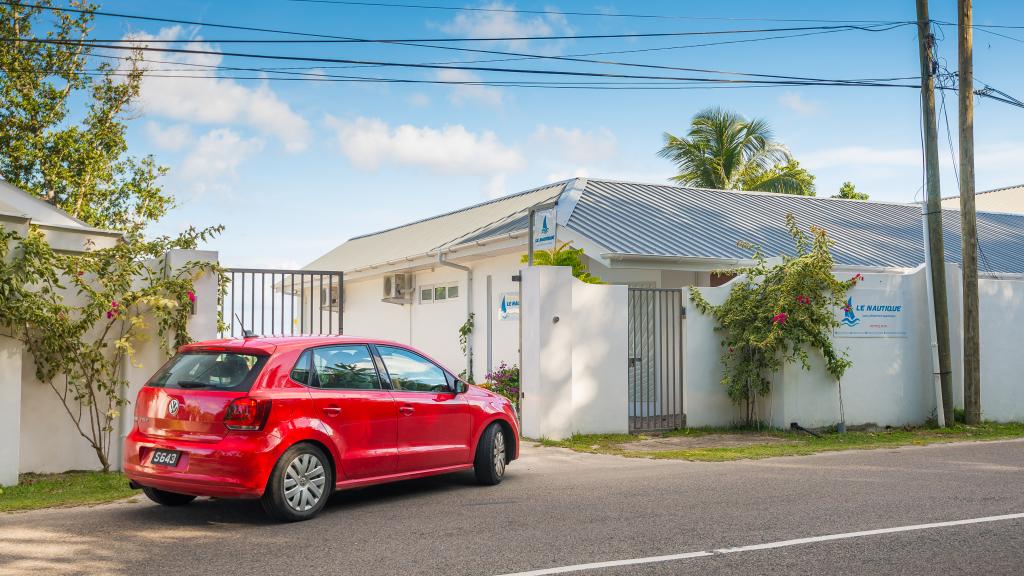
[0,335,23,485]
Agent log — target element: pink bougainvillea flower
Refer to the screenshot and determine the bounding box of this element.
[106,310,114,319]
[795,295,811,305]
[111,300,119,308]
[772,312,788,325]
[187,291,196,303]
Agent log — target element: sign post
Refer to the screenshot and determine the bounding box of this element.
[527,202,558,265]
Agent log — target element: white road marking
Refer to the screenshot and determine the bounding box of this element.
[496,512,1024,576]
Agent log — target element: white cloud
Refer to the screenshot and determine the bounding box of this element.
[325,116,524,175]
[407,92,431,107]
[778,91,822,116]
[530,125,618,163]
[180,128,265,193]
[124,27,310,153]
[438,1,575,53]
[434,69,505,108]
[144,121,192,151]
[800,146,921,170]
[485,173,508,198]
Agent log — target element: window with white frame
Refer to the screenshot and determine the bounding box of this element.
[419,282,460,304]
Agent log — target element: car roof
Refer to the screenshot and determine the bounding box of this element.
[179,335,417,355]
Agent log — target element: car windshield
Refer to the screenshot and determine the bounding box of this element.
[148,352,267,391]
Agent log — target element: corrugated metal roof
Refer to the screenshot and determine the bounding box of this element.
[568,179,1024,273]
[303,181,566,272]
[304,177,1024,275]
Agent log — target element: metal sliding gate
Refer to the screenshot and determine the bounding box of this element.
[220,269,343,338]
[628,288,685,432]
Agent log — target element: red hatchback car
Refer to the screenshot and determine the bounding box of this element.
[124,336,519,521]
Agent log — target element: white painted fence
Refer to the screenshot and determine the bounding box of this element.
[0,250,219,484]
[520,266,628,440]
[522,263,1024,438]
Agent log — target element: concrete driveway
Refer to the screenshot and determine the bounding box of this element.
[2,440,1023,575]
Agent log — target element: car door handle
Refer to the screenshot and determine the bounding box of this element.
[322,405,342,416]
[399,405,414,416]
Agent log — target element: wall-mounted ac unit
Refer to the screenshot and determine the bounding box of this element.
[382,273,414,304]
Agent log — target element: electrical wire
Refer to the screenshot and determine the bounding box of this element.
[5,38,925,88]
[284,0,907,24]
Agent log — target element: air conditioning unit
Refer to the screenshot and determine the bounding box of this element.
[382,273,414,304]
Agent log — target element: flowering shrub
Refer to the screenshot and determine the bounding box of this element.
[690,214,856,424]
[481,362,520,407]
[0,225,224,471]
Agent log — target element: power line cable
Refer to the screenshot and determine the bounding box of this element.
[284,0,905,24]
[0,2,910,43]
[5,38,925,88]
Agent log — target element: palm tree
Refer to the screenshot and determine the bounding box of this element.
[658,107,815,195]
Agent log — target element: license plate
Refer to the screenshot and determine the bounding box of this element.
[150,449,181,467]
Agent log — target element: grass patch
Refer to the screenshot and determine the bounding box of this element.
[0,471,139,513]
[534,421,1024,462]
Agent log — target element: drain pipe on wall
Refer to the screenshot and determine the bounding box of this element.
[438,251,473,380]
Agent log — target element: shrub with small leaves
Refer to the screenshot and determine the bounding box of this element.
[481,362,520,408]
[689,214,856,424]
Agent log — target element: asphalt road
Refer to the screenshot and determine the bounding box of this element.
[2,439,1023,576]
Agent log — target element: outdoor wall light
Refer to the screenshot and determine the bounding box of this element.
[552,316,560,324]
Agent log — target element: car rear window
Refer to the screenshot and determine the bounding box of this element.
[148,352,268,391]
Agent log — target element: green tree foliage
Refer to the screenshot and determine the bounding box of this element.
[832,181,869,201]
[689,215,857,424]
[0,226,223,471]
[521,241,603,284]
[0,2,225,470]
[658,107,816,196]
[0,1,172,236]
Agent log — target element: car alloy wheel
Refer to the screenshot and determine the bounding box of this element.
[493,430,506,478]
[283,453,326,512]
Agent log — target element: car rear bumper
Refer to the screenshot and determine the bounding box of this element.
[124,429,283,499]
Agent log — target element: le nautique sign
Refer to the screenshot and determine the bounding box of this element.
[499,292,520,321]
[834,290,907,338]
[531,207,556,251]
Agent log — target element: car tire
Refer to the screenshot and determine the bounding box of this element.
[261,443,333,522]
[474,423,508,485]
[142,486,197,507]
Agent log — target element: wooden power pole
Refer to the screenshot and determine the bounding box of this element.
[959,0,982,424]
[916,0,955,425]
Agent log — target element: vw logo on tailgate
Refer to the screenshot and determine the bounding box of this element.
[167,398,180,416]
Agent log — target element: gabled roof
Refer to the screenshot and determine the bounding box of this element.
[306,178,1024,275]
[0,178,115,233]
[303,181,565,272]
[570,180,1024,273]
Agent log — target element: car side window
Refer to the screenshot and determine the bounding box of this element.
[377,346,450,393]
[312,345,381,390]
[290,350,312,385]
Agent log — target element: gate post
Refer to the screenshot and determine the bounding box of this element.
[520,266,574,440]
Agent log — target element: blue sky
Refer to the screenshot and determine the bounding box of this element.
[79,0,1024,268]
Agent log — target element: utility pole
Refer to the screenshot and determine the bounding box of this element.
[959,0,982,424]
[916,0,954,426]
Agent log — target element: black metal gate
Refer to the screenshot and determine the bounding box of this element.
[628,288,685,432]
[220,269,343,338]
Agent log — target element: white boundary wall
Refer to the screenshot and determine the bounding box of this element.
[685,265,1023,428]
[521,266,628,439]
[3,249,220,480]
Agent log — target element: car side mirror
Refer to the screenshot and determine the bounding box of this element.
[454,379,468,394]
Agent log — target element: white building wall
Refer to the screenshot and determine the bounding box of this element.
[978,276,1024,421]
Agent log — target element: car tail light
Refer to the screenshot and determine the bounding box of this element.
[224,397,271,431]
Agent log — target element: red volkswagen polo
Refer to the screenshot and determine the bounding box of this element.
[124,336,519,522]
